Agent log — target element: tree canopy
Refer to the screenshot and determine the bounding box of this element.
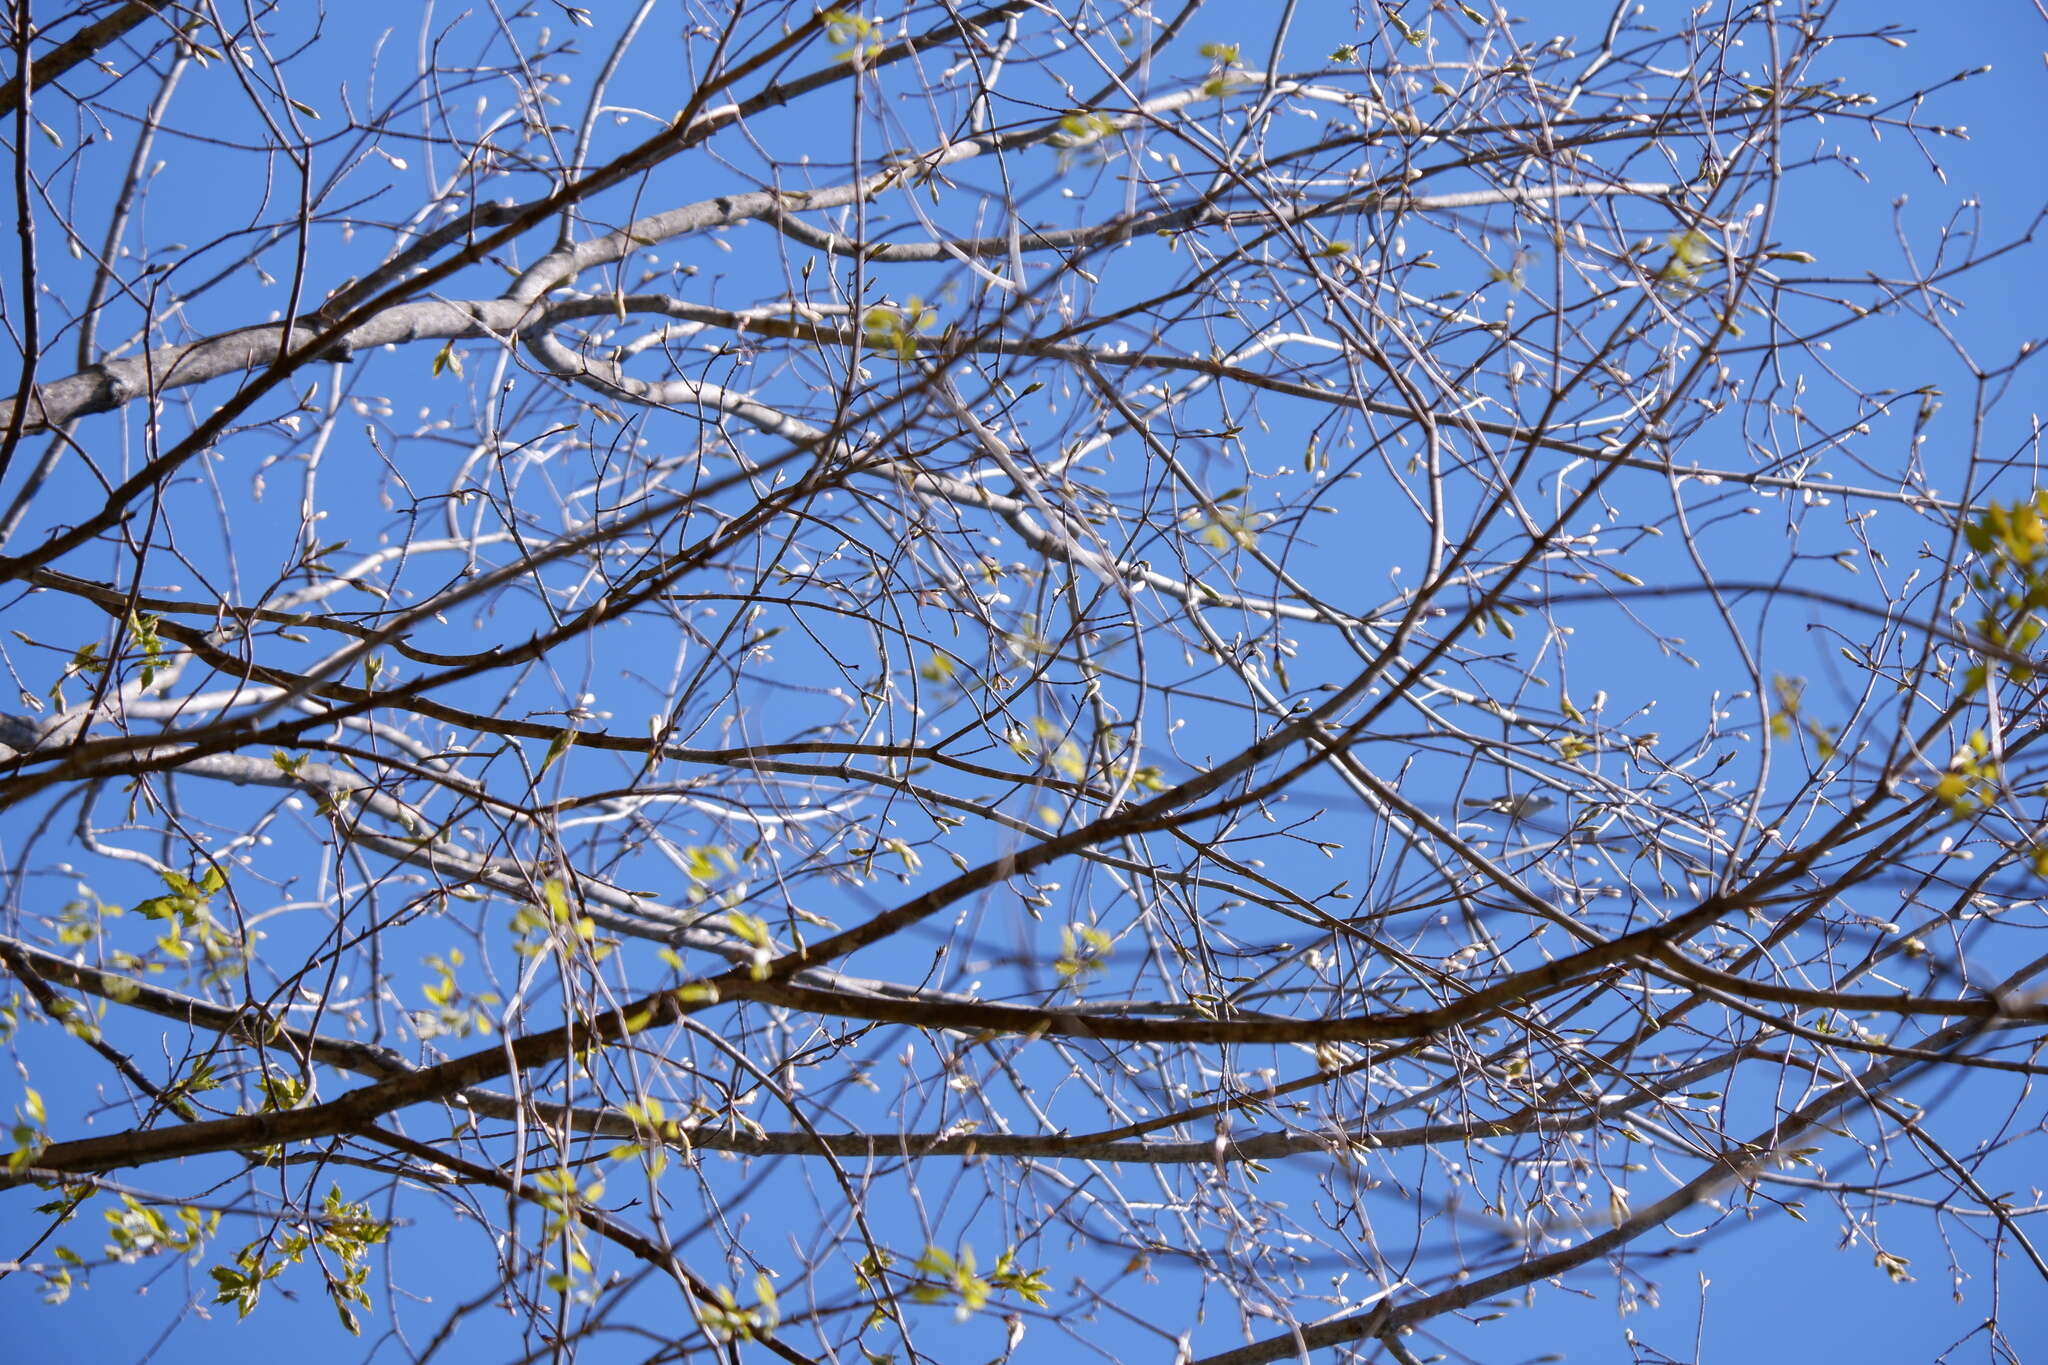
[1,3,2045,1362]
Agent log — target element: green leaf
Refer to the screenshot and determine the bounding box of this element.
[539,728,574,776]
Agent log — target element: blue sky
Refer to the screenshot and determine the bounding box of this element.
[3,2,2048,1363]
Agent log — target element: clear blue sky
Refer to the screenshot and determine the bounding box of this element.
[3,3,2046,1363]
